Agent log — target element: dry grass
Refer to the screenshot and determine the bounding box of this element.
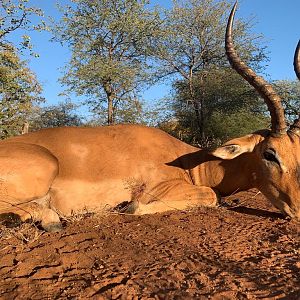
[58,208,95,225]
[0,222,43,250]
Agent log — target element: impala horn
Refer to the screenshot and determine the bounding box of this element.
[288,40,300,136]
[226,1,287,136]
[294,40,300,80]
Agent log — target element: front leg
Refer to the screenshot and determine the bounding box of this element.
[136,180,219,215]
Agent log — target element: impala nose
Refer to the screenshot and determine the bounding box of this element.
[284,205,300,221]
[291,203,300,221]
[280,202,300,221]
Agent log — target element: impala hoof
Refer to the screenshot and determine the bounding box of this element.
[43,222,63,232]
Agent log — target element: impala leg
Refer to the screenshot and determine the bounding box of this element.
[0,143,61,231]
[136,180,219,215]
[0,198,62,232]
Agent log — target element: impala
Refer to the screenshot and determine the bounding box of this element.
[0,3,299,231]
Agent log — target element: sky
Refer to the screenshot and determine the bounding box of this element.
[10,0,300,112]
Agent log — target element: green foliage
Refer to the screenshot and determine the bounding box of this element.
[0,0,45,55]
[0,45,43,139]
[152,0,266,78]
[205,109,269,144]
[29,101,83,130]
[273,80,300,124]
[175,68,266,113]
[152,0,268,144]
[167,68,269,146]
[86,98,169,127]
[0,0,45,138]
[53,0,162,124]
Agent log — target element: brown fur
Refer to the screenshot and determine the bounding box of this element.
[2,3,298,231]
[0,124,299,231]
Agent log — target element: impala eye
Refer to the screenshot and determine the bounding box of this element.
[263,149,280,165]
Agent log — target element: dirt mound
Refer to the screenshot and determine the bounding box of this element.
[0,190,299,299]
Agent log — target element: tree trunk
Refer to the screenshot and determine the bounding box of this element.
[21,121,29,134]
[107,94,114,125]
[192,100,202,136]
[104,81,115,125]
[188,75,204,141]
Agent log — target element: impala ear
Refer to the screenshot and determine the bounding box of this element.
[211,144,245,159]
[211,131,268,160]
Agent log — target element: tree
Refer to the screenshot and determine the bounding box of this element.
[53,0,161,124]
[0,0,44,54]
[29,101,83,131]
[0,0,45,139]
[163,67,269,146]
[273,80,300,124]
[86,98,169,127]
[0,45,43,139]
[151,0,267,143]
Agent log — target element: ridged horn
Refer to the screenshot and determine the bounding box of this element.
[294,40,300,81]
[225,1,287,136]
[288,40,300,136]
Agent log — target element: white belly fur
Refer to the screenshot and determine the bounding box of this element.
[49,178,132,216]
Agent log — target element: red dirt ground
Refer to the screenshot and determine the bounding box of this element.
[0,189,299,300]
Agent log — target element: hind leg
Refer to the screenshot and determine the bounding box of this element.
[0,197,62,232]
[0,143,61,231]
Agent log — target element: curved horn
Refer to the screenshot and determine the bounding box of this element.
[288,40,300,136]
[294,40,300,81]
[226,1,287,136]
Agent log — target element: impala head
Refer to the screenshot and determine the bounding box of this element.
[212,2,300,220]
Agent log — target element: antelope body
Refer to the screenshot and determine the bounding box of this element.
[0,3,300,231]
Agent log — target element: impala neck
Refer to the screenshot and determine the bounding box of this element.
[188,151,258,196]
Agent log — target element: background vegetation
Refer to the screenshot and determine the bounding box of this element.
[1,0,299,146]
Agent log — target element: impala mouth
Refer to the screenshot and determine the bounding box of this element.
[280,202,300,221]
[266,196,299,220]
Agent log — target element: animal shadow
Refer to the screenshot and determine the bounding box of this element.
[228,206,286,220]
